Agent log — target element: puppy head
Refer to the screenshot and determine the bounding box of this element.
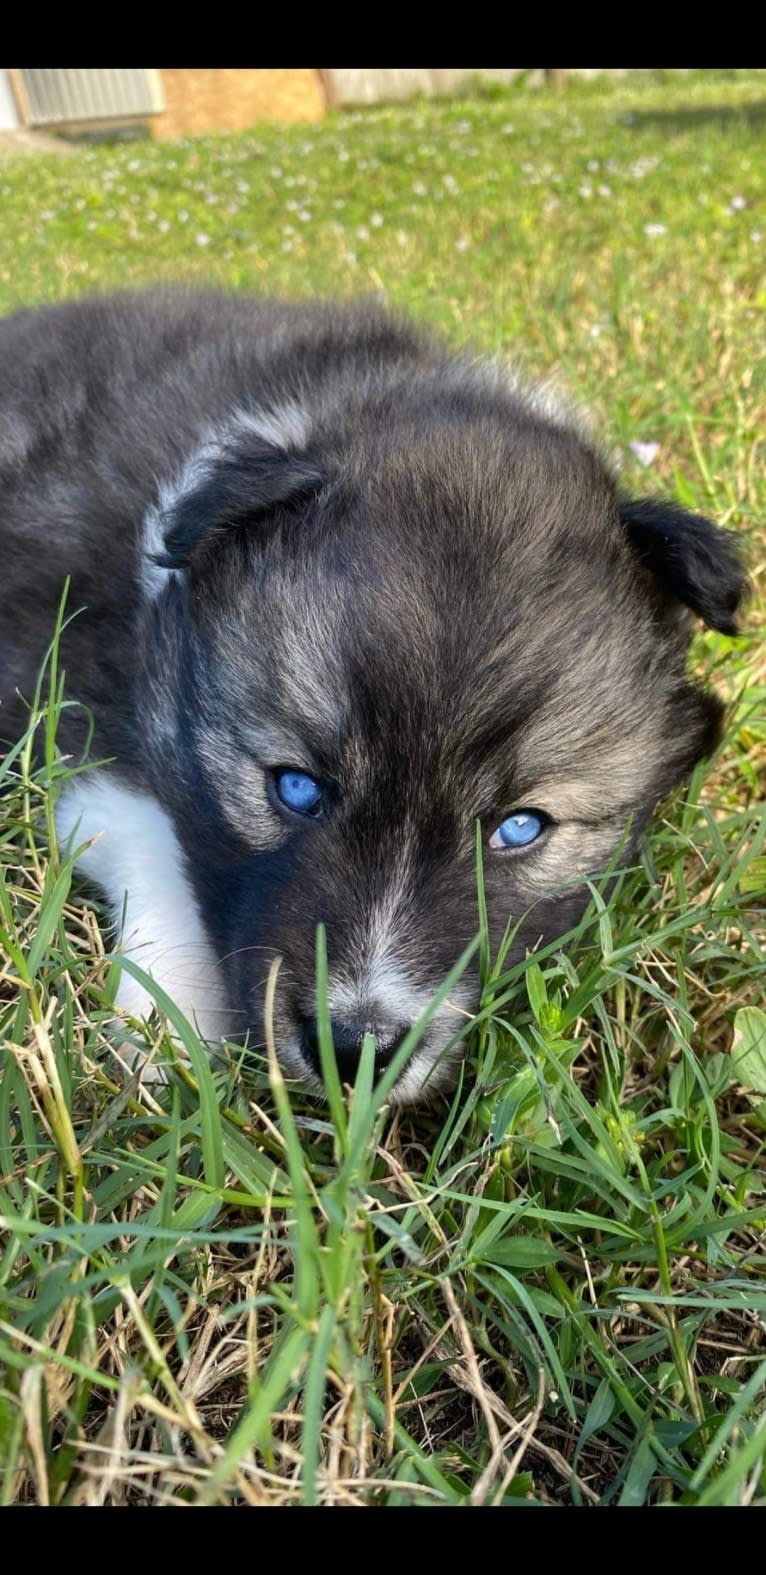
[144,385,747,1102]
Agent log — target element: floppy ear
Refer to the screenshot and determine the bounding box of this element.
[619,496,748,635]
[153,436,324,572]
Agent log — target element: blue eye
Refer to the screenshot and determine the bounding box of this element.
[274,769,323,817]
[489,810,547,850]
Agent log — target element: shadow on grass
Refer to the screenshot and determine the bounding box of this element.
[622,100,766,134]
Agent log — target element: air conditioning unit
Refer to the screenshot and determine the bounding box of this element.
[18,69,164,127]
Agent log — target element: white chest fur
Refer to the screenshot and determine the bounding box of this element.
[55,773,232,1048]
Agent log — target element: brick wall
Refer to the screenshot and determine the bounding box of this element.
[153,69,325,140]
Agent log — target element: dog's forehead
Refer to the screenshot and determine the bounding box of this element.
[275,417,623,639]
[237,432,656,793]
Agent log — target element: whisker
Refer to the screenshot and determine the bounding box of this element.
[217,943,287,966]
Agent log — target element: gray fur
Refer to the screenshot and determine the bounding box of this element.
[0,288,747,1100]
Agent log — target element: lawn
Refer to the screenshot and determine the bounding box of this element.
[0,68,764,1507]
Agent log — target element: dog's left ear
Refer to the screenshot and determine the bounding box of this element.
[620,496,748,635]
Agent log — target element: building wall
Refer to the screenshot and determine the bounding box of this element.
[328,68,522,105]
[3,68,707,144]
[327,68,650,105]
[153,69,325,140]
[0,70,20,130]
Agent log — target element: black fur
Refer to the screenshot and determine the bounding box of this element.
[157,443,325,571]
[620,496,748,633]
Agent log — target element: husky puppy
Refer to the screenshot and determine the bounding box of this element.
[0,290,747,1100]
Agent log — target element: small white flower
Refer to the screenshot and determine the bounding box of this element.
[598,184,613,198]
[298,210,311,223]
[587,159,600,172]
[729,195,747,210]
[356,226,370,240]
[501,123,515,135]
[632,156,659,180]
[643,223,667,237]
[281,240,293,252]
[629,441,660,467]
[455,237,469,252]
[412,181,427,196]
[579,184,593,199]
[195,233,211,247]
[396,230,409,246]
[750,230,763,242]
[158,219,170,233]
[344,250,357,265]
[177,209,189,222]
[271,166,283,179]
[370,213,384,227]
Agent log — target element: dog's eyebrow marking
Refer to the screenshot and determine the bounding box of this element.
[235,722,323,771]
[140,400,313,600]
[514,777,641,824]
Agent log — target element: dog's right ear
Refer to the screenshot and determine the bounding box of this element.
[149,430,324,575]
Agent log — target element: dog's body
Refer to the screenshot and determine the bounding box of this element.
[0,289,746,1098]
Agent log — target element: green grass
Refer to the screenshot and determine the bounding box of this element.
[1,69,765,1506]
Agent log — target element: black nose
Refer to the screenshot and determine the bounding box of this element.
[300,1016,409,1081]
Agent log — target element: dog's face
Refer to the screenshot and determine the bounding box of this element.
[144,385,745,1100]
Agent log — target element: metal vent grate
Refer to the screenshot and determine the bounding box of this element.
[20,68,164,126]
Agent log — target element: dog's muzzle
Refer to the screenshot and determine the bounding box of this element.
[299,1015,411,1082]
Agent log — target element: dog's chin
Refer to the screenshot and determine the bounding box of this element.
[265,1023,465,1108]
